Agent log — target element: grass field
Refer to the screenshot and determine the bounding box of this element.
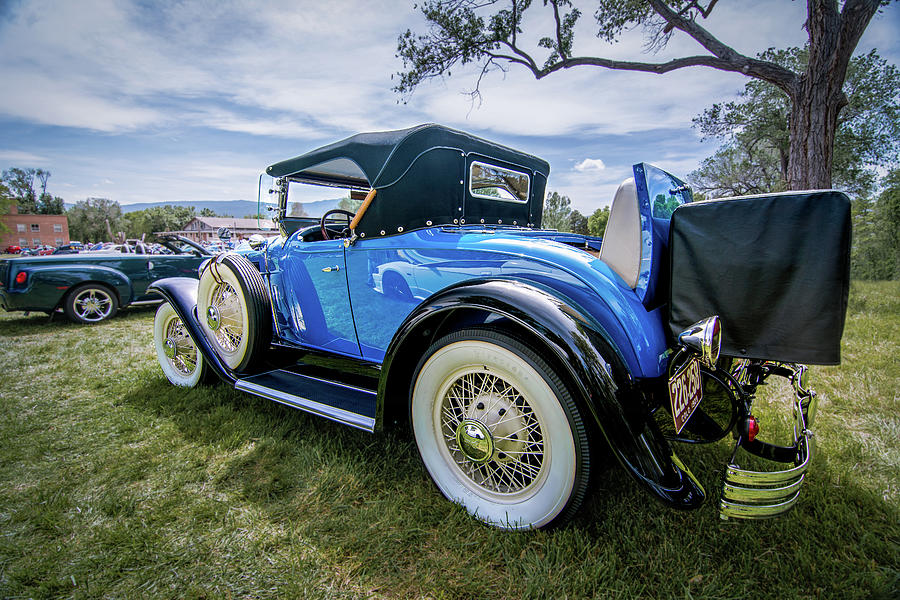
[0,282,897,599]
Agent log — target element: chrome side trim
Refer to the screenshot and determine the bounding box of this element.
[235,378,376,432]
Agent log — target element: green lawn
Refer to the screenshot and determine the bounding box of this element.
[0,282,897,599]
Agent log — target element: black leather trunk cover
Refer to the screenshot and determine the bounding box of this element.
[668,191,851,365]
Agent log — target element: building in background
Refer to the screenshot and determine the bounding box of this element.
[159,216,275,243]
[1,206,70,248]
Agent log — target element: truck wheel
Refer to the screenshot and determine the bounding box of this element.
[154,302,205,387]
[64,283,119,324]
[410,329,591,530]
[197,253,271,372]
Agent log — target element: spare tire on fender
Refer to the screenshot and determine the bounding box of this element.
[197,253,272,372]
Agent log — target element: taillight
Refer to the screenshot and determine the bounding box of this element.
[15,271,27,285]
[743,415,760,442]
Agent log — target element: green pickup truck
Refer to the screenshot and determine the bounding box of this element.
[0,236,211,324]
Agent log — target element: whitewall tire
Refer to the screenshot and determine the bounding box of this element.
[197,254,271,372]
[154,302,205,387]
[411,329,590,530]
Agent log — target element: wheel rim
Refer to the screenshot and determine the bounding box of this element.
[208,281,243,353]
[73,288,113,321]
[163,314,198,376]
[437,369,546,498]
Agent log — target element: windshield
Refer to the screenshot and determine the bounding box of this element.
[643,164,692,220]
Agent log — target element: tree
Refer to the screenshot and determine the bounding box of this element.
[37,194,65,215]
[568,209,589,234]
[199,208,219,217]
[0,183,13,235]
[396,0,889,190]
[587,205,609,236]
[851,169,900,279]
[691,47,899,197]
[67,198,123,243]
[542,190,571,230]
[338,196,364,213]
[122,205,196,241]
[2,168,38,213]
[1,167,65,214]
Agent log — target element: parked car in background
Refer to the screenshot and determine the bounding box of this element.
[0,235,211,324]
[150,124,850,529]
[4,245,22,254]
[52,242,83,255]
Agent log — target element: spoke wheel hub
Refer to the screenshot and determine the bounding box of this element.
[455,419,493,464]
[163,338,177,359]
[206,305,221,331]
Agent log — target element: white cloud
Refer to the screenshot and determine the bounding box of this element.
[574,158,606,172]
[0,150,49,165]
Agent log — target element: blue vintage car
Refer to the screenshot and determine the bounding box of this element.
[150,124,851,529]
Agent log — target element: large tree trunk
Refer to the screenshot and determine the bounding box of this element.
[786,0,880,191]
[786,78,845,190]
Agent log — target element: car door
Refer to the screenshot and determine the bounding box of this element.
[276,237,360,356]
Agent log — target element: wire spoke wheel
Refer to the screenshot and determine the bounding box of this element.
[439,370,546,496]
[154,302,205,387]
[197,254,272,372]
[411,329,590,530]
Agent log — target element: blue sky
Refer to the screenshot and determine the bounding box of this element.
[1,0,897,213]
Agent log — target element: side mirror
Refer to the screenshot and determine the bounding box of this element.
[247,234,266,251]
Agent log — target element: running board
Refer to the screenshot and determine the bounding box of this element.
[235,369,377,432]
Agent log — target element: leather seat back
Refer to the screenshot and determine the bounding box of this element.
[599,178,641,288]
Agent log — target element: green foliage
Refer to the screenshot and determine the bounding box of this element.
[337,196,363,213]
[852,169,900,280]
[587,205,609,236]
[199,207,219,217]
[568,209,588,235]
[66,197,123,243]
[542,190,571,231]
[691,48,899,198]
[0,183,13,235]
[122,205,196,241]
[0,167,64,214]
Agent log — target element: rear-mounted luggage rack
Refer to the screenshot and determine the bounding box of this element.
[719,363,817,519]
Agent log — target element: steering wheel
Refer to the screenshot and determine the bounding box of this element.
[320,209,356,240]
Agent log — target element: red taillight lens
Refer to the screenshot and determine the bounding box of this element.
[15,271,27,285]
[746,415,760,442]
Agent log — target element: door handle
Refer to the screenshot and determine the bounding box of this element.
[322,265,341,272]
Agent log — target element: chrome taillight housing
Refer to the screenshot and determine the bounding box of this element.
[678,316,723,367]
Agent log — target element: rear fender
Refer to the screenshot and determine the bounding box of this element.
[380,278,705,509]
[148,277,237,384]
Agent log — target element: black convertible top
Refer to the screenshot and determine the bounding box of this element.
[267,124,551,237]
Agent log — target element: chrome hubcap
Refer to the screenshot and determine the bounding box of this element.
[163,338,177,359]
[440,370,545,494]
[74,289,112,321]
[455,419,493,464]
[206,305,221,330]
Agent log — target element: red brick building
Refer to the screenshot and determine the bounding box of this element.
[1,206,70,249]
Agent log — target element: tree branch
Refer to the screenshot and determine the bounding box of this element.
[647,0,798,92]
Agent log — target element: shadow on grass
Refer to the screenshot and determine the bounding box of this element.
[115,376,899,599]
[0,303,158,337]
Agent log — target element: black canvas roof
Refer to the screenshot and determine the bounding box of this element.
[266,123,549,187]
[266,124,552,237]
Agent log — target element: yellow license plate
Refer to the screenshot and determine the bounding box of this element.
[668,356,703,434]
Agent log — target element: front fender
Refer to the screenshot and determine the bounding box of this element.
[381,279,704,510]
[148,277,237,384]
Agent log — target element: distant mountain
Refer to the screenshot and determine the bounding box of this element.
[72,198,343,218]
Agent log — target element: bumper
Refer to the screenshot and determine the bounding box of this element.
[719,364,817,519]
